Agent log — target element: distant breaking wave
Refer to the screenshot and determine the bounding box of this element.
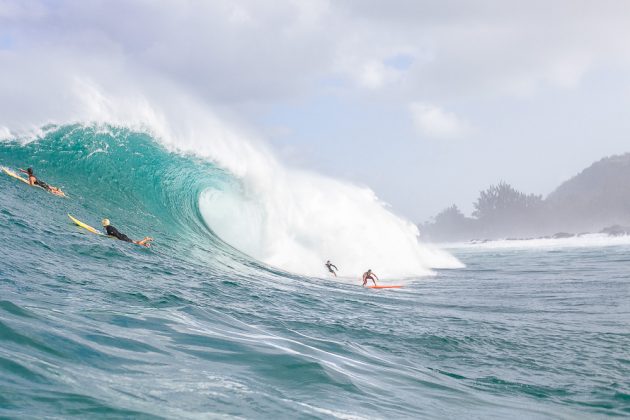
[443,233,630,250]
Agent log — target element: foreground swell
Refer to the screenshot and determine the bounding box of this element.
[1,127,628,418]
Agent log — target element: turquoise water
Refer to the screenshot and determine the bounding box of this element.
[1,126,629,418]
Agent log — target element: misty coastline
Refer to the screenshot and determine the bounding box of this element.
[420,153,630,242]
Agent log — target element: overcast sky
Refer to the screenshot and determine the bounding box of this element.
[1,0,630,220]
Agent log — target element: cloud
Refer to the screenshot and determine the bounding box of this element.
[334,1,630,100]
[356,60,403,89]
[0,1,46,20]
[2,0,630,108]
[409,102,470,139]
[2,0,630,142]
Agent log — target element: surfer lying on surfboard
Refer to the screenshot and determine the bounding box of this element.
[19,167,65,197]
[362,269,378,287]
[102,219,153,247]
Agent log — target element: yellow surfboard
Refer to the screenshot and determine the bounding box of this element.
[68,214,149,246]
[68,214,103,235]
[2,167,30,185]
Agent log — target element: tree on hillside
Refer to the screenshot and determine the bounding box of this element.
[471,181,544,236]
[420,204,476,241]
[472,181,542,221]
[434,204,466,226]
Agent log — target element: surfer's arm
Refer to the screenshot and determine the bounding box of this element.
[332,265,338,270]
[18,169,34,185]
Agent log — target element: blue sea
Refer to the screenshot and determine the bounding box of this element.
[1,126,629,418]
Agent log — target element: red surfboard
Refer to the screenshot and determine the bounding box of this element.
[367,285,403,289]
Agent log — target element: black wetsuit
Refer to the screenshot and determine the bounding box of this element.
[326,263,337,273]
[105,225,133,243]
[34,178,50,190]
[27,173,50,190]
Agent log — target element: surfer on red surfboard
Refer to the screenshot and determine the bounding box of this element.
[362,269,378,287]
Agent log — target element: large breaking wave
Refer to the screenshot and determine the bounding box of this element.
[0,123,461,278]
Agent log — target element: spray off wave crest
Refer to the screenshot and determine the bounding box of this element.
[2,84,461,277]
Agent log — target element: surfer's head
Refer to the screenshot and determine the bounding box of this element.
[26,167,33,175]
[101,219,110,227]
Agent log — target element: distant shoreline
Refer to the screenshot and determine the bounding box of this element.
[420,152,630,242]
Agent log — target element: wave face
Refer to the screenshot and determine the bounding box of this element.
[0,125,238,264]
[1,126,629,418]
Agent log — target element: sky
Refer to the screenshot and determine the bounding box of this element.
[1,0,630,221]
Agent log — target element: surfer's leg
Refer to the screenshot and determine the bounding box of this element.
[136,237,153,247]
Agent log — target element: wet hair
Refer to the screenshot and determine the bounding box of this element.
[27,167,33,175]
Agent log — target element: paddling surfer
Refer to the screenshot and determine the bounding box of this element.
[19,167,64,196]
[102,219,153,247]
[325,260,338,277]
[362,269,378,287]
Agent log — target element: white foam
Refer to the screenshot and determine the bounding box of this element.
[199,169,461,277]
[443,234,630,251]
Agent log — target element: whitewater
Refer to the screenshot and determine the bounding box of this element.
[1,124,629,418]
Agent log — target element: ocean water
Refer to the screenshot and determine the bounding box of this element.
[1,126,629,419]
